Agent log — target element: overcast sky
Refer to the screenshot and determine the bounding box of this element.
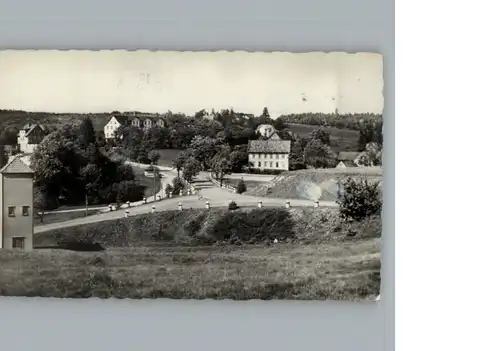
[0,51,383,117]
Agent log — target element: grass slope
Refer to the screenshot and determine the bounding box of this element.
[35,210,101,226]
[0,241,380,300]
[36,207,381,247]
[285,123,360,152]
[3,209,381,300]
[247,167,383,201]
[156,148,183,167]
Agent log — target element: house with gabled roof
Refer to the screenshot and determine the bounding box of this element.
[336,151,362,168]
[248,132,291,171]
[0,154,34,250]
[255,124,277,139]
[17,123,48,153]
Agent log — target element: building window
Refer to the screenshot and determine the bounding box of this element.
[264,154,267,159]
[8,206,15,217]
[264,161,267,167]
[12,237,25,249]
[22,206,30,216]
[276,162,279,168]
[258,162,261,167]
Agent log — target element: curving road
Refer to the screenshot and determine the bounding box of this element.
[34,169,338,234]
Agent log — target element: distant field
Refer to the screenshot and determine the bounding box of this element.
[0,109,111,131]
[247,167,383,201]
[285,123,360,152]
[35,209,101,226]
[156,149,183,167]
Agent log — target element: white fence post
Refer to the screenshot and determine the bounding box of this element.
[178,202,183,211]
[257,200,263,208]
[168,191,172,198]
[285,201,290,209]
[125,210,129,218]
[205,201,210,209]
[108,204,113,212]
[151,205,155,214]
[143,197,147,204]
[127,201,130,208]
[314,200,319,208]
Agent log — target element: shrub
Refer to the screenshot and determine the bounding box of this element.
[336,176,382,221]
[148,150,160,165]
[114,180,145,203]
[165,184,173,195]
[172,177,185,195]
[228,200,239,211]
[236,179,247,194]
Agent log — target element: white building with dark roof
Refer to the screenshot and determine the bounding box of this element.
[104,115,166,140]
[248,135,291,171]
[255,124,277,138]
[336,151,362,168]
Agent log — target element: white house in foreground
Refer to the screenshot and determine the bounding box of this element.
[248,132,291,171]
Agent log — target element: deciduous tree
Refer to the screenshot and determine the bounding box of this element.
[182,157,202,183]
[211,147,232,186]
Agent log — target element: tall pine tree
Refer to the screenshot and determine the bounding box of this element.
[78,117,97,149]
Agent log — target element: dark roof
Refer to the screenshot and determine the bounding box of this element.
[338,151,360,161]
[25,124,47,137]
[21,123,46,133]
[21,123,37,130]
[111,115,130,125]
[248,139,291,153]
[272,130,293,140]
[109,115,166,126]
[0,155,34,174]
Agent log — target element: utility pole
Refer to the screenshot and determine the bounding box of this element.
[153,163,156,202]
[85,192,88,217]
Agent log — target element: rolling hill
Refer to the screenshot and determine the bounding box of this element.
[0,109,111,132]
[284,123,360,152]
[246,167,383,201]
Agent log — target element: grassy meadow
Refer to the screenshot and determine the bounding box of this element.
[0,240,380,300]
[1,207,381,300]
[285,123,360,152]
[156,148,183,167]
